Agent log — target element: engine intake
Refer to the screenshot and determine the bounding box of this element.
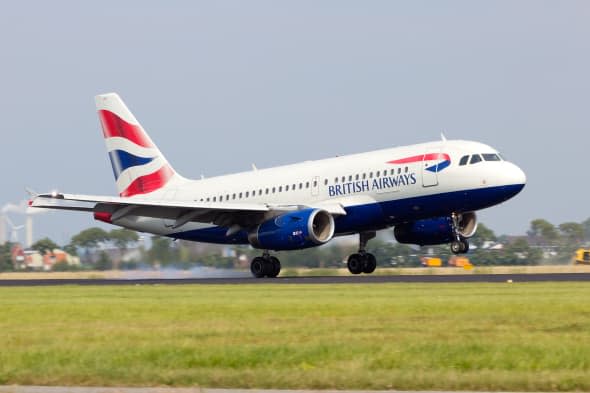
[248,209,335,250]
[394,212,478,246]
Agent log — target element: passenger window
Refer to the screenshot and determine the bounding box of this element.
[355,174,360,180]
[265,189,269,194]
[323,179,327,186]
[369,172,373,178]
[376,171,380,177]
[405,166,408,173]
[470,154,482,164]
[482,153,501,162]
[258,190,262,196]
[246,192,249,198]
[239,192,243,199]
[272,187,276,193]
[306,182,310,188]
[286,185,290,191]
[207,197,210,202]
[232,194,236,200]
[459,155,469,166]
[341,176,345,183]
[314,180,318,187]
[348,175,353,181]
[299,183,303,189]
[362,173,366,180]
[334,177,338,183]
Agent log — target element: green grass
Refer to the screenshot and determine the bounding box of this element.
[1,283,589,391]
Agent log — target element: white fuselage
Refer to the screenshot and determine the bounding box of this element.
[114,139,525,244]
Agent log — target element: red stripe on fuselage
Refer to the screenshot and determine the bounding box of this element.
[120,164,174,197]
[98,110,154,148]
[388,153,450,164]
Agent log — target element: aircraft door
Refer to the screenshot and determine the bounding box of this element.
[422,151,439,187]
[311,176,320,197]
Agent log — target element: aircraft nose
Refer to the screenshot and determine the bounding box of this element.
[509,162,526,186]
[501,162,526,198]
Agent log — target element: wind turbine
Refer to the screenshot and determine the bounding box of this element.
[0,214,6,245]
[5,216,24,243]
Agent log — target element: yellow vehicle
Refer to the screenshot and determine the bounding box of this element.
[449,256,473,269]
[574,248,590,265]
[421,257,442,267]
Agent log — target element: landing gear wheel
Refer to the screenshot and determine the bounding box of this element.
[347,253,363,274]
[450,241,462,254]
[250,257,266,278]
[460,240,470,253]
[268,256,281,278]
[362,253,377,274]
[450,239,470,254]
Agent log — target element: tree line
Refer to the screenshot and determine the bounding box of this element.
[1,217,589,271]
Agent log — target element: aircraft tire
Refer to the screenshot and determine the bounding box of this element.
[347,254,363,275]
[362,253,377,274]
[268,256,281,278]
[250,257,266,278]
[460,240,470,253]
[450,241,463,255]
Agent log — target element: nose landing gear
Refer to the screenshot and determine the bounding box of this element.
[450,213,470,255]
[450,238,469,254]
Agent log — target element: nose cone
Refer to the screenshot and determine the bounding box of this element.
[501,162,526,199]
[509,162,526,187]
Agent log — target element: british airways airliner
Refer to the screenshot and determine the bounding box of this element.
[31,93,526,278]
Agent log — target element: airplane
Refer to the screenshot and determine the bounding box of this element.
[31,93,526,278]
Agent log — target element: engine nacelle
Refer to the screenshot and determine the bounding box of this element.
[248,209,335,250]
[394,212,478,246]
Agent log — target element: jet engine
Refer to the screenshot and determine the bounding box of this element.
[393,212,478,246]
[248,208,335,250]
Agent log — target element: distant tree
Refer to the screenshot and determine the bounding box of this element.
[94,251,112,271]
[580,218,590,242]
[148,236,178,266]
[558,222,585,245]
[470,223,497,249]
[108,228,139,270]
[31,237,59,255]
[108,228,139,250]
[528,219,559,244]
[62,243,79,257]
[71,227,109,262]
[0,242,15,272]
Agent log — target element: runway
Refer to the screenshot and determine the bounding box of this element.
[0,272,588,286]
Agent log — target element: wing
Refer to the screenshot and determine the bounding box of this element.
[30,192,346,230]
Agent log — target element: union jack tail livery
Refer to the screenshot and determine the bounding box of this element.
[95,93,183,197]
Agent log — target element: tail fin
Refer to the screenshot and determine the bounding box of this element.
[95,93,183,197]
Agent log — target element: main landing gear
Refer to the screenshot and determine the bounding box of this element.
[347,231,378,275]
[250,252,281,278]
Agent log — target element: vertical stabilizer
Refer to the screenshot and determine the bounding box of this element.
[95,93,184,197]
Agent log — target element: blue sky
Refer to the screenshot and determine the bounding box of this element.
[1,1,588,244]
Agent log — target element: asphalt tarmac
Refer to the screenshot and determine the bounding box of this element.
[0,272,588,286]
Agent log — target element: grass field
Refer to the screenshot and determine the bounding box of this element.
[1,283,589,391]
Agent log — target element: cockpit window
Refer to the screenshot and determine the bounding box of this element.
[470,154,482,164]
[459,155,469,166]
[482,153,501,162]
